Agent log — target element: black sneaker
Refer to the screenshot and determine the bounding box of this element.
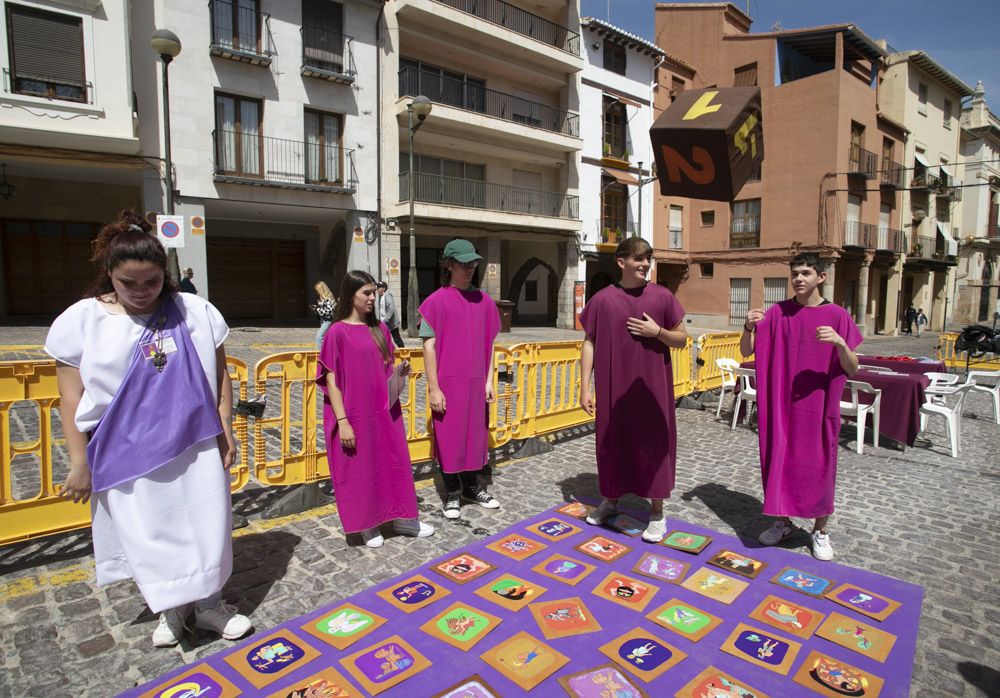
[443,491,461,520]
[462,488,500,509]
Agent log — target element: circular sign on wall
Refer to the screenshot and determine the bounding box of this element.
[161,220,181,238]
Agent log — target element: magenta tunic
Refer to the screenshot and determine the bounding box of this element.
[579,283,685,499]
[755,300,863,518]
[419,287,501,473]
[317,322,418,533]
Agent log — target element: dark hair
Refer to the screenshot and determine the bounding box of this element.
[86,209,178,299]
[333,270,390,363]
[789,252,827,273]
[376,281,388,290]
[439,238,482,286]
[615,237,653,260]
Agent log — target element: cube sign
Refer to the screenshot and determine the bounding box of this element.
[650,87,762,201]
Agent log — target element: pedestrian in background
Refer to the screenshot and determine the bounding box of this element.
[579,237,688,543]
[376,281,405,348]
[915,308,927,337]
[317,270,434,547]
[903,304,916,335]
[179,267,197,294]
[419,239,502,520]
[45,209,251,647]
[312,281,336,350]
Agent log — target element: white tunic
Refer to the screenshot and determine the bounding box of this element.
[45,293,234,613]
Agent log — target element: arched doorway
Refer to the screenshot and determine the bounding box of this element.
[509,257,558,325]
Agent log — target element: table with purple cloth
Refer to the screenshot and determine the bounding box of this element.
[857,356,946,375]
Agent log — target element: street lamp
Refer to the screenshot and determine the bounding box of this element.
[406,95,433,337]
[151,28,182,283]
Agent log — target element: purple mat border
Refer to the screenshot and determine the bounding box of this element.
[123,506,921,697]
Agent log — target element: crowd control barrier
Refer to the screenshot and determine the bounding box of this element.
[936,331,1000,371]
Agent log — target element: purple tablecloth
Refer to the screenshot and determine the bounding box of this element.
[851,370,929,446]
[858,356,946,375]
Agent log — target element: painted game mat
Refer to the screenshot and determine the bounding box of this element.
[125,504,921,697]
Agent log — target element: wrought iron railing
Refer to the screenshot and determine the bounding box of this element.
[909,234,949,260]
[2,67,92,104]
[398,66,578,136]
[598,221,637,244]
[212,130,357,191]
[936,180,963,201]
[210,0,274,62]
[876,227,905,252]
[301,26,356,80]
[730,214,760,248]
[848,144,878,179]
[910,168,940,190]
[843,220,868,247]
[400,172,578,218]
[880,158,903,188]
[433,0,580,55]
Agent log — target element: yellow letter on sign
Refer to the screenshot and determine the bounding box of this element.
[660,145,716,185]
[682,91,722,121]
[734,114,759,158]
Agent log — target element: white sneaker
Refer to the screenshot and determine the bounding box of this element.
[443,491,462,520]
[194,601,253,640]
[758,519,793,546]
[361,527,384,548]
[152,607,187,647]
[392,519,435,538]
[585,499,617,526]
[641,515,667,543]
[811,531,834,561]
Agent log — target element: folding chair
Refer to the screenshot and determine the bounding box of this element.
[840,380,882,454]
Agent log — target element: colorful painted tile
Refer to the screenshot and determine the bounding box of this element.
[528,596,602,639]
[419,601,502,651]
[631,552,690,585]
[680,567,749,604]
[223,629,321,689]
[431,675,503,698]
[575,535,633,563]
[674,666,772,698]
[705,549,768,579]
[300,602,387,650]
[531,553,597,586]
[555,501,594,520]
[604,514,646,537]
[557,663,649,698]
[645,598,723,642]
[480,631,570,691]
[792,650,886,697]
[591,571,659,612]
[375,574,451,614]
[770,566,836,598]
[815,611,898,662]
[748,594,826,640]
[720,622,802,675]
[430,553,496,585]
[598,627,687,683]
[527,517,584,541]
[825,583,901,622]
[339,634,432,696]
[473,573,547,612]
[661,530,712,554]
[485,533,548,561]
[266,666,362,698]
[138,664,240,698]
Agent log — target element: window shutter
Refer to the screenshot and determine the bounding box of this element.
[9,6,84,85]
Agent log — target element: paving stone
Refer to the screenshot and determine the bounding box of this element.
[6,591,46,612]
[53,582,92,604]
[76,633,115,658]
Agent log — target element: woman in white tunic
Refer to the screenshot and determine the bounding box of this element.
[45,210,252,647]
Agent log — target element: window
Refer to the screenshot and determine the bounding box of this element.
[763,278,787,309]
[400,154,485,206]
[212,0,261,53]
[399,58,485,113]
[730,199,761,247]
[6,5,86,102]
[669,205,683,250]
[700,210,715,226]
[918,82,928,116]
[603,96,627,160]
[733,63,758,87]
[525,280,538,302]
[943,99,953,129]
[671,77,685,103]
[215,93,262,176]
[729,278,751,325]
[601,177,627,241]
[699,263,714,278]
[603,39,626,75]
[304,110,342,183]
[302,0,344,72]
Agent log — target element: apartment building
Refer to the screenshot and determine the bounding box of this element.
[956,82,1000,325]
[382,0,583,328]
[881,50,972,331]
[653,3,907,335]
[0,0,142,318]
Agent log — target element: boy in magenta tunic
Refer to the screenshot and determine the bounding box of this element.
[420,239,502,520]
[741,252,862,561]
[579,238,688,543]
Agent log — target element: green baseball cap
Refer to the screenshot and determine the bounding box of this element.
[442,239,482,263]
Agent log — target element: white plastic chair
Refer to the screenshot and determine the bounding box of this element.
[730,367,758,430]
[963,370,1000,424]
[715,358,740,418]
[919,383,974,458]
[925,372,960,390]
[840,380,882,454]
[860,365,896,374]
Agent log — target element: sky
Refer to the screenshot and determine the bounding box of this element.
[581,0,1000,98]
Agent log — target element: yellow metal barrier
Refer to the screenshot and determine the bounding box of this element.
[693,332,753,393]
[936,331,1000,371]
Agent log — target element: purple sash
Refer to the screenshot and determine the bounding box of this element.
[86,297,223,492]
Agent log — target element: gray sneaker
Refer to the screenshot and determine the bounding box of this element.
[194,601,252,640]
[758,519,793,546]
[585,499,617,526]
[641,515,667,543]
[152,607,187,647]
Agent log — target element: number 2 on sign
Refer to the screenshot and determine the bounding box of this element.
[660,145,716,184]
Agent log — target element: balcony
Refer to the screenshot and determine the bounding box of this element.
[843,221,869,248]
[880,159,903,188]
[876,227,905,252]
[301,27,356,84]
[936,181,963,201]
[210,0,275,66]
[908,234,952,261]
[400,172,578,218]
[909,169,940,191]
[399,66,578,137]
[212,130,357,193]
[848,144,878,179]
[987,223,1000,239]
[598,222,637,245]
[730,214,760,248]
[433,0,580,55]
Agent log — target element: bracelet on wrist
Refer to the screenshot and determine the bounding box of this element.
[337,417,347,423]
[656,326,663,339]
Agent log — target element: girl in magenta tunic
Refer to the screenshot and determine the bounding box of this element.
[318,270,434,547]
[419,239,502,520]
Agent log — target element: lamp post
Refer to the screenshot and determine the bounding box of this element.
[406,95,432,337]
[150,28,182,283]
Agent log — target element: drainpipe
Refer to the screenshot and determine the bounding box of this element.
[374,2,385,279]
